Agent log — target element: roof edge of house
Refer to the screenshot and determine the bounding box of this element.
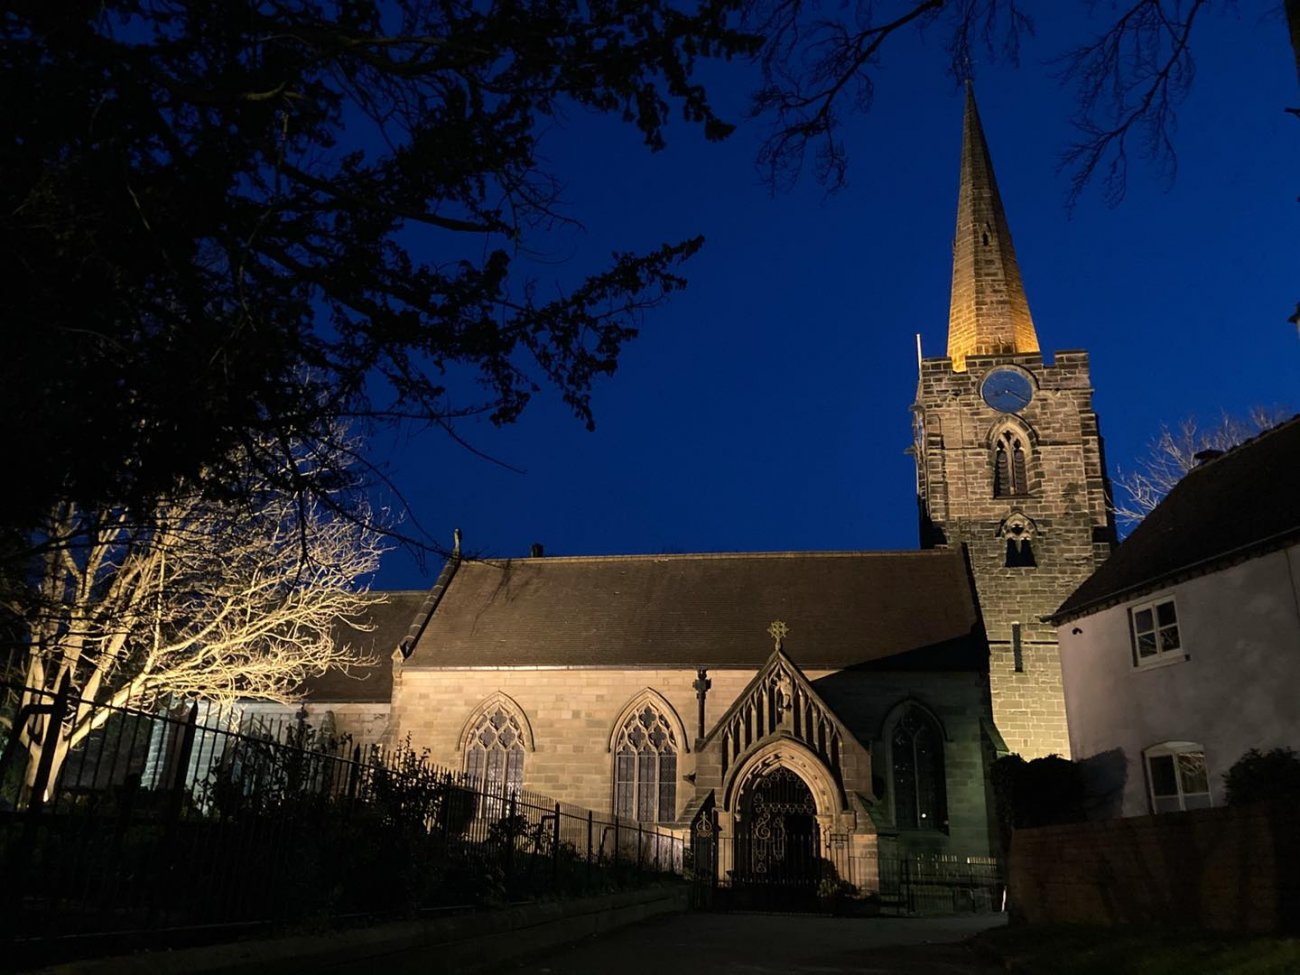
[1048,525,1300,626]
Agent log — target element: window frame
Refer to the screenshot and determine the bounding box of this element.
[1129,595,1186,668]
[1143,741,1212,813]
[888,705,949,833]
[612,702,679,824]
[993,429,1030,498]
[463,704,528,816]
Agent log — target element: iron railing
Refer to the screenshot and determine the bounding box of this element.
[0,678,683,966]
[871,852,1004,914]
[688,814,1002,915]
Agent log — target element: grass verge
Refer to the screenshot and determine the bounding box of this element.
[974,923,1300,975]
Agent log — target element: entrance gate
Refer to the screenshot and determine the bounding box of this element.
[693,766,838,912]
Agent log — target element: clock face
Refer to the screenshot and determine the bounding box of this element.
[981,367,1034,413]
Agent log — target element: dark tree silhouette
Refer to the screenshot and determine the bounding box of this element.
[3,1,1289,568]
[746,0,1293,200]
[1223,747,1300,806]
[1,1,758,550]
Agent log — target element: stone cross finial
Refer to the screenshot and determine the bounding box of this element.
[767,620,788,652]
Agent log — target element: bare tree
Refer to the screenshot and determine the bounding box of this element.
[746,0,1280,206]
[1113,407,1291,528]
[5,436,387,799]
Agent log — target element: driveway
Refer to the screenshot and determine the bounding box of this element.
[490,911,1008,974]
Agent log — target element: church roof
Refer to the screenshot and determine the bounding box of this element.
[402,549,986,671]
[946,84,1039,372]
[1053,416,1300,622]
[304,590,428,702]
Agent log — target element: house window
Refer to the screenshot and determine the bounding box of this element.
[993,430,1028,497]
[891,706,947,831]
[1130,597,1182,665]
[1144,742,1211,812]
[465,705,526,812]
[613,704,678,822]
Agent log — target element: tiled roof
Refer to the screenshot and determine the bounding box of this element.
[303,591,426,702]
[404,549,985,671]
[1054,416,1300,621]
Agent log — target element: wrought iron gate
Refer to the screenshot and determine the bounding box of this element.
[692,767,838,912]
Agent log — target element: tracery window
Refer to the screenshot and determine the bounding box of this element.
[891,706,947,831]
[464,705,526,811]
[993,430,1029,497]
[999,511,1038,568]
[613,704,678,823]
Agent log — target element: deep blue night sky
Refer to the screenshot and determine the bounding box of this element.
[370,5,1298,588]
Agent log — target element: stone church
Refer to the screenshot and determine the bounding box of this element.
[328,88,1117,882]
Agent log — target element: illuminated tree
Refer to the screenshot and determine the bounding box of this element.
[1113,408,1290,528]
[8,435,386,799]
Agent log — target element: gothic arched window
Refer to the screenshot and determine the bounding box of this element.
[993,429,1029,497]
[464,704,526,808]
[999,510,1039,569]
[891,706,947,831]
[613,703,678,823]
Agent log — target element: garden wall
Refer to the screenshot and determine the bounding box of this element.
[1008,802,1300,933]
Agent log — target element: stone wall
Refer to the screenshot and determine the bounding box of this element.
[391,667,751,816]
[913,349,1115,758]
[391,665,997,857]
[1008,803,1300,933]
[813,669,997,856]
[241,701,392,752]
[987,644,1067,759]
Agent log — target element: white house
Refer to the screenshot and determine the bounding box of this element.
[1051,416,1300,818]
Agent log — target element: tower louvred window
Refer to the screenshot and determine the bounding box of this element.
[994,430,1028,497]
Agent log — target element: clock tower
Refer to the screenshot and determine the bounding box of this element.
[912,86,1116,758]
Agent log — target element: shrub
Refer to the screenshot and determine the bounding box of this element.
[1223,747,1300,806]
[991,753,1086,852]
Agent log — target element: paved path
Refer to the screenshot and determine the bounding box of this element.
[491,912,1008,974]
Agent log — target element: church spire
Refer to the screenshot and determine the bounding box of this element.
[946,84,1039,372]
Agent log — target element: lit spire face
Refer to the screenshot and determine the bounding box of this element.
[946,86,1039,372]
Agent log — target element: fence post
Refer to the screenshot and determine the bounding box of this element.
[904,856,914,914]
[503,790,516,886]
[0,704,33,805]
[637,822,643,872]
[613,817,620,870]
[552,802,561,882]
[27,672,73,814]
[346,744,361,802]
[164,704,199,822]
[710,808,719,889]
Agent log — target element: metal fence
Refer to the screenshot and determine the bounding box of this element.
[872,852,1004,915]
[688,812,1002,916]
[0,678,683,966]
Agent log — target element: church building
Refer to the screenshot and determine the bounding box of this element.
[361,88,1117,891]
